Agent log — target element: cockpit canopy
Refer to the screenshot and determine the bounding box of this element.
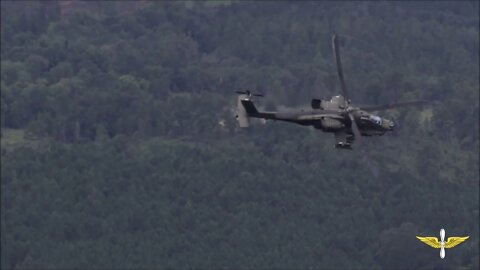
[369,115,383,125]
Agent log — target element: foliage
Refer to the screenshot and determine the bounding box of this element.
[1,1,478,269]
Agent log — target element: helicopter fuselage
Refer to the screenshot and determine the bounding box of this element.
[238,95,394,137]
[234,34,425,149]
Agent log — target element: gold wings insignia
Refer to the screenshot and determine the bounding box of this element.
[444,236,469,248]
[416,236,441,248]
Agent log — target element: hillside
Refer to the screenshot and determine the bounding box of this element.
[1,1,478,269]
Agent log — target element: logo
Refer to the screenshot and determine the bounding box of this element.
[416,228,469,259]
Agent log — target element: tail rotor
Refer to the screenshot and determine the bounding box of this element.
[235,90,264,97]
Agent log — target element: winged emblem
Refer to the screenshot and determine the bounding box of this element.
[416,228,469,259]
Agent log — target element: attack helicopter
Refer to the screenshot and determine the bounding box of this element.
[235,34,427,149]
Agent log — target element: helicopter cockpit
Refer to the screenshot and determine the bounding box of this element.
[369,115,383,125]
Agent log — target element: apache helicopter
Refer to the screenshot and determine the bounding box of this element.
[235,34,427,149]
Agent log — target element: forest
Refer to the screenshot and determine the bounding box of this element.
[1,1,479,269]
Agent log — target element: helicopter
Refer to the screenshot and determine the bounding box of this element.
[235,34,427,149]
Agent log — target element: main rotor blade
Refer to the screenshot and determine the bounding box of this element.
[348,113,361,144]
[349,112,380,178]
[332,34,349,103]
[347,112,379,178]
[362,150,380,179]
[359,100,429,112]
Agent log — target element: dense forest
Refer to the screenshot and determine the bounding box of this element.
[1,1,479,269]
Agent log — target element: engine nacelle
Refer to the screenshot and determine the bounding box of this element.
[321,118,344,129]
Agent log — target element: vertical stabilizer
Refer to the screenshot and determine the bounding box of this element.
[236,95,250,127]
